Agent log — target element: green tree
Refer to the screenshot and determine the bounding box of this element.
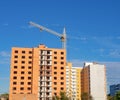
[60,92,69,100]
[81,92,93,100]
[0,93,9,100]
[107,94,114,100]
[114,91,120,100]
[52,95,60,100]
[52,92,69,100]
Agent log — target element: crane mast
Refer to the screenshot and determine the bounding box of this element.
[29,21,67,49]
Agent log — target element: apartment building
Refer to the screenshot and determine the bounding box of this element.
[9,44,66,100]
[66,63,72,98]
[81,62,107,100]
[110,84,120,96]
[66,63,82,100]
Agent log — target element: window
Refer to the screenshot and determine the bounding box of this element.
[61,72,64,75]
[61,62,64,64]
[40,77,42,80]
[21,66,25,69]
[54,57,57,59]
[28,82,31,85]
[28,71,31,74]
[27,87,31,90]
[22,56,25,59]
[14,56,18,58]
[21,61,25,64]
[40,82,42,85]
[40,71,43,74]
[54,51,57,54]
[41,56,43,60]
[54,93,57,96]
[41,66,44,69]
[13,76,17,79]
[61,77,64,80]
[20,87,24,90]
[47,82,50,85]
[28,66,32,69]
[54,87,57,90]
[28,61,32,64]
[28,77,31,79]
[13,92,16,94]
[47,87,49,90]
[21,77,24,79]
[41,61,43,64]
[47,61,50,64]
[47,51,50,54]
[13,82,17,85]
[14,71,17,74]
[54,77,57,80]
[54,61,57,64]
[61,87,64,90]
[20,92,24,94]
[47,77,50,80]
[13,87,16,90]
[21,82,24,85]
[54,67,57,69]
[47,56,50,59]
[54,72,57,74]
[61,52,64,55]
[41,51,44,55]
[61,82,64,85]
[47,66,50,69]
[46,92,50,95]
[22,51,25,54]
[29,51,32,54]
[40,87,42,90]
[15,50,18,53]
[61,67,64,69]
[61,57,64,59]
[54,82,57,85]
[46,71,50,74]
[21,71,24,74]
[14,61,18,63]
[14,66,17,69]
[29,56,32,59]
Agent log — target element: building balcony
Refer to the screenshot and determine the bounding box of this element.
[40,57,52,61]
[40,83,52,87]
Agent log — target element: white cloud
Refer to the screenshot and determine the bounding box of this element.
[21,25,34,29]
[0,51,10,64]
[99,48,104,52]
[109,49,120,58]
[70,59,120,86]
[0,51,10,57]
[0,58,10,64]
[68,36,88,41]
[103,62,120,86]
[0,77,9,80]
[117,36,120,39]
[51,24,60,27]
[69,59,85,67]
[70,59,97,67]
[70,59,120,68]
[3,23,8,26]
[101,62,120,68]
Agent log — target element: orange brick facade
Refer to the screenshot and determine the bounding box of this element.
[9,44,66,100]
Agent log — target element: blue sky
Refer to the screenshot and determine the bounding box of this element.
[0,0,120,94]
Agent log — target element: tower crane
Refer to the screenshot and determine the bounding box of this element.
[29,21,67,50]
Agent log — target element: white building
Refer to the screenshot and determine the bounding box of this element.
[66,63,82,100]
[82,62,107,100]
